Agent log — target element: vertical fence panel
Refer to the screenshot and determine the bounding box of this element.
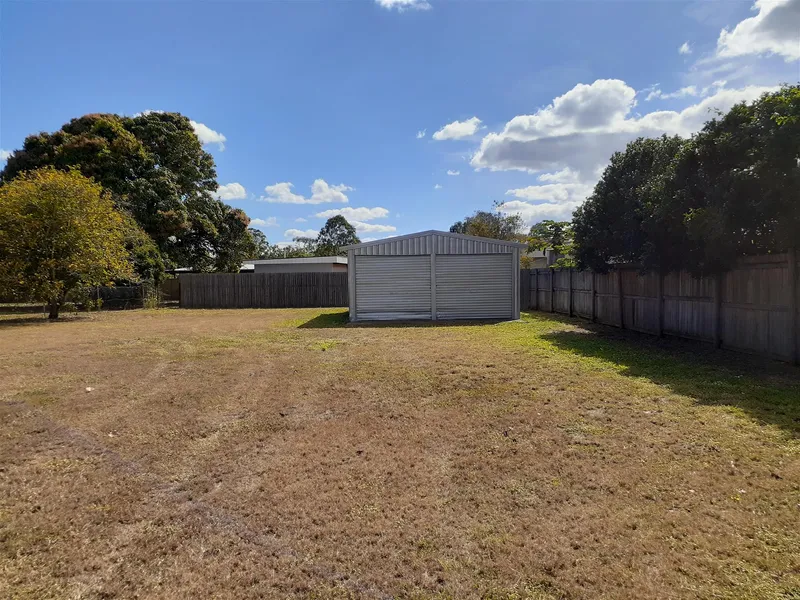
[522,253,798,363]
[178,272,348,309]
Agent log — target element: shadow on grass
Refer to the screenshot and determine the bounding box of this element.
[298,311,511,329]
[0,313,92,328]
[541,323,800,436]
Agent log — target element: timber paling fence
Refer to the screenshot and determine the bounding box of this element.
[520,251,800,364]
[179,272,348,309]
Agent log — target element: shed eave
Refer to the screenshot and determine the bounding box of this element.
[343,230,527,250]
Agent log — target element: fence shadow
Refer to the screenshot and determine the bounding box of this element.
[297,311,512,329]
[541,325,800,436]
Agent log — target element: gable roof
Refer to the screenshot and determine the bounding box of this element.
[343,230,527,250]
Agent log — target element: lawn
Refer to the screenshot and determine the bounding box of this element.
[1,308,798,600]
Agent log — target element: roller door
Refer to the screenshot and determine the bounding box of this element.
[435,254,513,319]
[355,255,431,320]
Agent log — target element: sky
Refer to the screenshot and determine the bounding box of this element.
[1,0,799,246]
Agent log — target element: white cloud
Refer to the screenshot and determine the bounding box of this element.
[679,41,693,55]
[432,117,482,140]
[497,199,581,224]
[213,182,247,201]
[446,169,460,176]
[717,0,800,61]
[352,221,397,234]
[646,81,728,101]
[434,184,443,189]
[505,181,594,205]
[133,109,164,117]
[295,217,308,223]
[478,78,778,227]
[190,120,227,151]
[375,0,431,11]
[0,149,12,161]
[538,167,580,183]
[315,206,389,221]
[250,217,278,228]
[261,179,352,204]
[471,79,776,177]
[285,228,318,239]
[646,85,701,101]
[416,129,426,139]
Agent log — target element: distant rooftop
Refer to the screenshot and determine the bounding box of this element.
[247,256,347,265]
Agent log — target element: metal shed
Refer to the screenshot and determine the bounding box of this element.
[344,230,526,322]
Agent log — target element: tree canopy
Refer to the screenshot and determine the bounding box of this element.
[450,209,525,242]
[0,168,134,318]
[0,112,257,274]
[572,85,800,274]
[315,215,360,256]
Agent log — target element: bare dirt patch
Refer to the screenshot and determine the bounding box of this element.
[1,309,798,599]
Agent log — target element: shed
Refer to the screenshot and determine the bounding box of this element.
[344,230,526,322]
[248,256,347,274]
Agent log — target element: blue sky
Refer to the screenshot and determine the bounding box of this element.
[2,0,798,245]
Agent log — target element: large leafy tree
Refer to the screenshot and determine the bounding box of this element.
[654,85,800,273]
[572,135,687,271]
[0,112,256,273]
[572,86,799,274]
[0,168,134,319]
[314,215,360,256]
[450,208,524,241]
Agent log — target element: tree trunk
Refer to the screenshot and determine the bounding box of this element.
[48,298,60,320]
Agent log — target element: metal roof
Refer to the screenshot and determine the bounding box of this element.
[343,230,527,251]
[248,256,347,265]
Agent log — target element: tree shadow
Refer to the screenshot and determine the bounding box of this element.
[297,311,513,329]
[0,313,91,328]
[541,323,800,436]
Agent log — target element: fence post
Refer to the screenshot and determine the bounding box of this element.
[657,272,664,338]
[568,268,574,317]
[550,268,555,313]
[617,269,624,329]
[788,247,798,365]
[591,271,596,323]
[713,274,724,349]
[533,270,539,311]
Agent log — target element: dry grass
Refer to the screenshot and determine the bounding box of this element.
[1,308,798,600]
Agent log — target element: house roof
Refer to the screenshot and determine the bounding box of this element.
[247,256,347,265]
[342,230,527,250]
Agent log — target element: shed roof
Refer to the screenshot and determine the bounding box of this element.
[248,256,347,265]
[343,230,527,251]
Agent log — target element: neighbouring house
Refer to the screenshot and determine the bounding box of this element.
[344,230,526,322]
[524,249,562,268]
[248,256,348,274]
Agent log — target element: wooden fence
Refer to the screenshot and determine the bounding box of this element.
[520,251,800,364]
[179,272,348,309]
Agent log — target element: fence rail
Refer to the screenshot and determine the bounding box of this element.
[520,251,800,364]
[179,272,348,309]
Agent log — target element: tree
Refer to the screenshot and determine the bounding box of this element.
[572,135,687,272]
[527,220,575,268]
[314,215,360,256]
[652,85,800,273]
[0,112,257,274]
[450,208,525,241]
[0,168,134,319]
[249,228,271,259]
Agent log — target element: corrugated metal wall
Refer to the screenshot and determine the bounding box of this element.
[436,254,513,319]
[351,233,515,256]
[354,256,432,320]
[348,232,522,322]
